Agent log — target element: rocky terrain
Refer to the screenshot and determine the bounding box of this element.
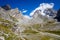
[0,3,60,40]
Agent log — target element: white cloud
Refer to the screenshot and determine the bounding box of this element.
[30,3,54,16]
[24,15,32,19]
[22,9,28,13]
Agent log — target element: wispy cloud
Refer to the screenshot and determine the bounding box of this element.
[22,9,28,13]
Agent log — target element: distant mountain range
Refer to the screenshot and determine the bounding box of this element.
[0,3,60,40]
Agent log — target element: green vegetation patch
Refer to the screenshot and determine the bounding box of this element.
[22,29,38,34]
[44,31,60,35]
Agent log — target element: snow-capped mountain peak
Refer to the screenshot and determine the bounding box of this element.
[30,3,54,16]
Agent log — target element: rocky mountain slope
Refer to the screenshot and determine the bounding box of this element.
[0,3,60,40]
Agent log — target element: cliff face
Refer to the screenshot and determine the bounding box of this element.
[0,5,24,40]
[0,4,60,40]
[54,9,60,22]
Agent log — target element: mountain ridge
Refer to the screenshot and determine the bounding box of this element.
[0,3,60,40]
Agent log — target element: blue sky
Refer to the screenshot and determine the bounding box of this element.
[0,0,60,16]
